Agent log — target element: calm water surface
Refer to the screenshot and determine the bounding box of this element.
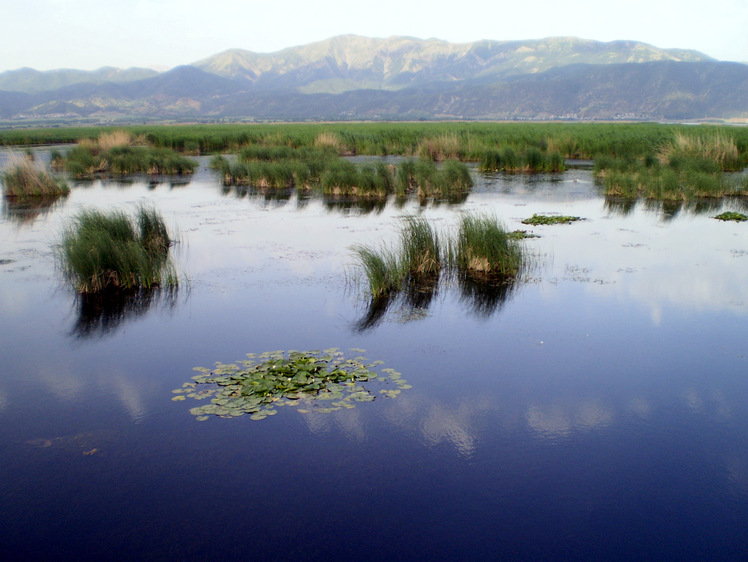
[2,152,748,559]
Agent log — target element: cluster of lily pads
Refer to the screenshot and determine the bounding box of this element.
[714,211,747,222]
[521,214,584,225]
[173,349,409,421]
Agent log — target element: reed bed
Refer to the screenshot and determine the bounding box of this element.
[3,124,747,166]
[57,206,178,294]
[660,132,743,172]
[395,160,473,198]
[1,157,69,198]
[219,149,472,198]
[3,123,745,201]
[480,148,566,173]
[62,131,196,178]
[595,153,746,200]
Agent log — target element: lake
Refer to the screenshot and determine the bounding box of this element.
[2,150,748,559]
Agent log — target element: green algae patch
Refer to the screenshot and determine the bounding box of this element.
[714,212,747,222]
[174,349,409,421]
[521,214,584,225]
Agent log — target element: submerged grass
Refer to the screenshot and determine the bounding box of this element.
[57,206,178,294]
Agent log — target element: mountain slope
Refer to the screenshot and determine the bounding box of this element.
[0,36,744,123]
[0,67,159,93]
[203,61,748,121]
[193,35,713,94]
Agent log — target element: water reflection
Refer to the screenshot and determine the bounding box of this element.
[354,282,441,332]
[2,194,68,226]
[457,274,520,317]
[605,196,747,220]
[355,273,521,329]
[70,288,179,339]
[223,185,294,205]
[604,197,637,216]
[323,196,388,215]
[219,187,471,215]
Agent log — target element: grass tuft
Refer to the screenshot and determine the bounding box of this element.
[57,206,178,294]
[451,213,526,282]
[1,157,69,198]
[353,212,528,300]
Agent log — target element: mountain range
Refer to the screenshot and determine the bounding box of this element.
[0,35,746,123]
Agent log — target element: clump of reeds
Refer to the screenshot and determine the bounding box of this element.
[450,213,525,282]
[399,215,442,291]
[350,244,403,298]
[351,216,443,299]
[97,130,134,151]
[63,132,195,178]
[417,134,463,161]
[50,150,66,171]
[57,205,178,294]
[353,212,527,300]
[593,148,747,200]
[1,157,69,198]
[480,148,565,173]
[314,131,348,154]
[321,160,394,197]
[395,159,473,197]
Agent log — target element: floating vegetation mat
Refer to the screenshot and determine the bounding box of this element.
[173,349,409,421]
[521,213,584,225]
[714,212,747,222]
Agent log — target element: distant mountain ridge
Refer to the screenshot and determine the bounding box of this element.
[0,35,745,123]
[0,67,159,93]
[192,35,713,94]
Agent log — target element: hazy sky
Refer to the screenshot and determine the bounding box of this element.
[2,0,747,72]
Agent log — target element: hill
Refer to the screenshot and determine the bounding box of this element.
[0,35,744,124]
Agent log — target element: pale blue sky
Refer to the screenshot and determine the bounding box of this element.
[2,0,746,72]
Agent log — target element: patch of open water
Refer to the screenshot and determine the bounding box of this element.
[1,152,748,559]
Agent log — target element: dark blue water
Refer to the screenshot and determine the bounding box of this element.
[2,152,748,559]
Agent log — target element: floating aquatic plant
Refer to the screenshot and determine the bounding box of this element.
[521,213,584,225]
[714,212,747,222]
[174,349,410,421]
